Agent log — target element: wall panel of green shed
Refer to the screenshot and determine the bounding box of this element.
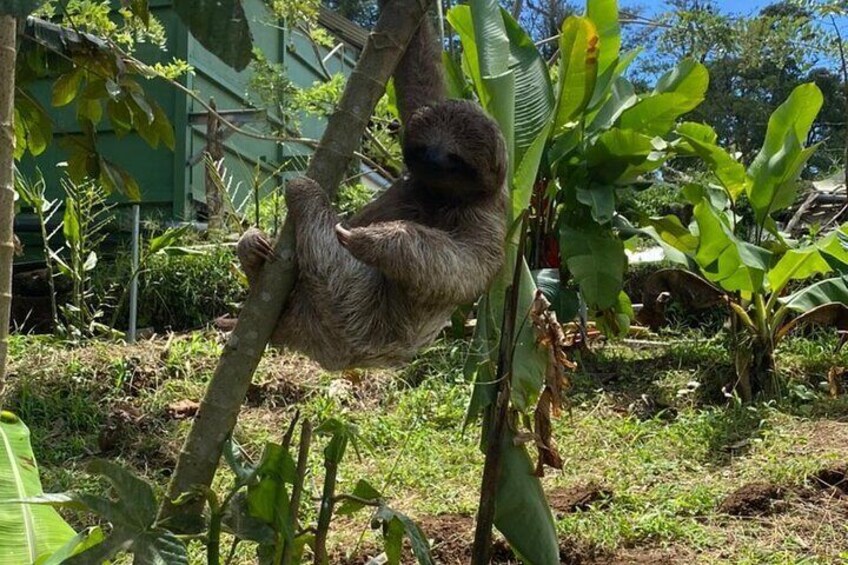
[17,2,185,223]
[17,0,362,231]
[183,1,360,211]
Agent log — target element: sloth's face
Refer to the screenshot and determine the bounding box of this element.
[403,100,507,202]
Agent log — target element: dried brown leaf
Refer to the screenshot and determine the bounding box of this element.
[528,290,578,476]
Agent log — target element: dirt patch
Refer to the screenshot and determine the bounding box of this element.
[414,514,605,564]
[165,400,199,420]
[809,463,848,494]
[796,420,848,456]
[416,513,518,564]
[413,512,473,561]
[719,482,785,516]
[246,378,307,406]
[245,354,397,409]
[333,513,599,564]
[734,483,848,562]
[593,547,692,564]
[549,482,613,515]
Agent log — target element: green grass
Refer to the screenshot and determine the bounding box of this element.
[3,330,848,563]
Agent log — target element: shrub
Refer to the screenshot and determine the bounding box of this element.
[95,243,244,333]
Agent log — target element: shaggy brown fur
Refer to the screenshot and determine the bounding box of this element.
[237,14,508,370]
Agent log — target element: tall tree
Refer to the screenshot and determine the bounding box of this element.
[637,0,845,171]
[0,13,16,388]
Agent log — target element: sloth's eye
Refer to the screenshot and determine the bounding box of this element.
[447,153,477,177]
[447,152,466,167]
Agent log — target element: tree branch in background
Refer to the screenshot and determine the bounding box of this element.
[0,15,18,390]
[159,0,433,526]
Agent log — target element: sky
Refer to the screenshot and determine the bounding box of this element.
[628,0,773,17]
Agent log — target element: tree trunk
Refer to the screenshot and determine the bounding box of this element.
[733,335,778,402]
[750,338,778,399]
[159,0,434,526]
[0,16,18,390]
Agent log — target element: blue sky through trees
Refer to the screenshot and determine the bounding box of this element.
[627,0,771,16]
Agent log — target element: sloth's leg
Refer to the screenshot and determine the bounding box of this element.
[337,220,500,303]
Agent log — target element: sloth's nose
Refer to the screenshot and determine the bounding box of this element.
[421,146,448,168]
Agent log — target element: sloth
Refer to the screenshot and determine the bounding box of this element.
[237,13,508,370]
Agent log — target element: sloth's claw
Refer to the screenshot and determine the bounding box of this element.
[239,228,275,268]
[254,235,276,262]
[335,223,352,247]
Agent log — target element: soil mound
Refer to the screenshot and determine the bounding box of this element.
[549,482,613,515]
[719,482,784,516]
[809,463,848,494]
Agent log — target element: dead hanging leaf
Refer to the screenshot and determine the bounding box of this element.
[13,234,22,256]
[776,303,848,343]
[528,290,577,476]
[530,290,576,409]
[533,389,563,476]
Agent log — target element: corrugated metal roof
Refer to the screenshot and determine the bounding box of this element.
[25,9,369,56]
[317,6,369,50]
[23,16,109,54]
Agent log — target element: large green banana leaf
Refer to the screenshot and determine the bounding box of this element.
[781,276,848,313]
[494,428,560,565]
[746,83,823,226]
[586,0,620,78]
[448,4,554,168]
[618,60,708,137]
[0,412,75,564]
[692,199,772,293]
[560,224,626,310]
[554,16,598,133]
[675,122,749,202]
[768,227,848,295]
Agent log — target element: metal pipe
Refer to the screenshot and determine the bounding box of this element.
[322,42,344,64]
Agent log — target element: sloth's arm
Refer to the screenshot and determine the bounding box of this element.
[393,9,445,126]
[338,221,500,303]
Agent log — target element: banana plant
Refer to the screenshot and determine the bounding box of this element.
[447,0,558,562]
[448,0,710,561]
[549,11,708,335]
[637,83,848,400]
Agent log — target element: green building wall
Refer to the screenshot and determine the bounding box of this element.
[16,0,360,247]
